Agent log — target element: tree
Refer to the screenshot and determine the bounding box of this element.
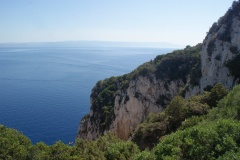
[207,83,228,108]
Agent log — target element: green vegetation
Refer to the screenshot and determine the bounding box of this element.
[153,84,240,160]
[153,119,240,160]
[105,141,140,160]
[2,1,240,158]
[1,83,240,159]
[207,38,216,57]
[0,125,32,159]
[154,44,201,83]
[206,83,228,108]
[131,83,227,150]
[209,1,240,42]
[226,54,240,80]
[90,76,123,132]
[87,44,202,135]
[222,0,240,80]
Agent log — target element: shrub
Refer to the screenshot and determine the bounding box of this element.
[133,151,156,160]
[73,139,105,159]
[226,54,240,79]
[207,84,240,120]
[217,150,240,160]
[132,93,210,150]
[190,63,202,86]
[179,116,204,130]
[31,142,51,160]
[207,83,228,108]
[207,39,216,57]
[0,125,32,160]
[165,96,187,125]
[50,141,72,160]
[153,119,240,160]
[105,141,140,160]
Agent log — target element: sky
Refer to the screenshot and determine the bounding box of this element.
[0,0,235,46]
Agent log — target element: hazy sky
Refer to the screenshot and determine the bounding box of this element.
[0,0,234,46]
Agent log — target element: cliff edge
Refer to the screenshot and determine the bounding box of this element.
[78,1,240,140]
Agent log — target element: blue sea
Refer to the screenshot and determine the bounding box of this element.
[0,43,174,145]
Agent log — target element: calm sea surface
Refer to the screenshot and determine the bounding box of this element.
[0,45,174,145]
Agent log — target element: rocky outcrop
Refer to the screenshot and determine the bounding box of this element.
[200,19,240,90]
[78,1,240,140]
[78,45,201,140]
[186,3,240,97]
[109,76,185,140]
[78,75,186,140]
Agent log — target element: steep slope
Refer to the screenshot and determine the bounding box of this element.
[152,84,240,160]
[78,1,240,140]
[200,1,240,90]
[0,82,239,159]
[131,83,228,150]
[185,2,240,98]
[78,45,202,140]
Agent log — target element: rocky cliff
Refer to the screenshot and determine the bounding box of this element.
[185,2,240,98]
[78,1,240,140]
[79,76,186,140]
[200,4,240,91]
[78,45,202,140]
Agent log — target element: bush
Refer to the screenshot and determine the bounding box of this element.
[105,141,140,160]
[0,125,32,160]
[31,142,51,160]
[217,150,240,160]
[207,83,228,108]
[190,63,202,86]
[165,96,188,125]
[179,116,204,130]
[153,119,240,160]
[133,151,156,160]
[226,54,240,79]
[73,139,105,159]
[50,141,72,160]
[207,39,216,57]
[132,93,210,150]
[153,84,240,159]
[207,84,240,120]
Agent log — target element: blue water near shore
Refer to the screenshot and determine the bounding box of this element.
[0,44,174,145]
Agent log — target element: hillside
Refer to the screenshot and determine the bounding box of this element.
[1,83,240,159]
[78,44,202,140]
[78,0,240,141]
[1,0,240,159]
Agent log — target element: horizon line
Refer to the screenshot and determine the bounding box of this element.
[0,40,185,48]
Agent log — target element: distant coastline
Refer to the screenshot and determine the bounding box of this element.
[0,40,183,49]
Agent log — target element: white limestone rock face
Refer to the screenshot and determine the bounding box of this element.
[200,17,240,91]
[77,98,101,140]
[186,16,240,97]
[186,17,240,98]
[110,76,184,140]
[231,17,240,47]
[78,75,186,140]
[78,7,240,141]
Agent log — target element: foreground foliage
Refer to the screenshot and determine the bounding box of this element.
[2,83,240,160]
[153,84,240,160]
[153,119,240,160]
[0,125,32,159]
[131,83,228,149]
